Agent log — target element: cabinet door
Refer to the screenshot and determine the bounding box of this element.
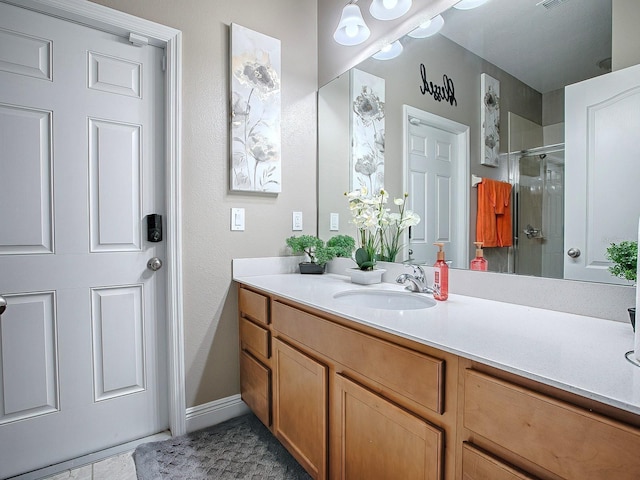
[334,374,444,480]
[273,337,328,480]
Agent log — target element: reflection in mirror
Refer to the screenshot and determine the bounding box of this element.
[318,0,639,284]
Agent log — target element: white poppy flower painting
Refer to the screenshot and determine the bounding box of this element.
[480,73,500,167]
[350,69,385,196]
[230,24,281,193]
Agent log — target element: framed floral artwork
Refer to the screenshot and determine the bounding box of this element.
[480,73,500,167]
[230,24,281,193]
[350,69,385,195]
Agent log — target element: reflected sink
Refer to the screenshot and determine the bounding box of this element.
[333,289,437,310]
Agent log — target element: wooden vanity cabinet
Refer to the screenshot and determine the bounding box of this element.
[457,361,640,480]
[271,298,454,480]
[239,284,640,480]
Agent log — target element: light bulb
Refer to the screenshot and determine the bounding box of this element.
[333,4,370,46]
[453,0,490,10]
[345,24,359,38]
[372,40,403,60]
[407,15,444,38]
[370,0,412,21]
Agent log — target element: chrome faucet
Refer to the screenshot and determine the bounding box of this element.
[396,264,439,295]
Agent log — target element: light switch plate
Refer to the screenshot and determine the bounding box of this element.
[231,208,245,231]
[292,211,303,231]
[330,213,339,231]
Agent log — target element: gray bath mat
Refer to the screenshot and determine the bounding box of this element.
[133,413,312,479]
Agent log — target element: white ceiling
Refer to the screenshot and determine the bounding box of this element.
[438,0,612,93]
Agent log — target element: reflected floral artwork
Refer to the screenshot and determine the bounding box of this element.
[351,69,385,195]
[230,24,281,193]
[481,73,500,167]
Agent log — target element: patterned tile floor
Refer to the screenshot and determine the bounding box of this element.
[41,451,137,480]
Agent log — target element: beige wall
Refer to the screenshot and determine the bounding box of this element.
[90,0,318,408]
[613,0,640,71]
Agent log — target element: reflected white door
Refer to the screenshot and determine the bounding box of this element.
[0,3,167,477]
[405,110,468,269]
[564,63,640,284]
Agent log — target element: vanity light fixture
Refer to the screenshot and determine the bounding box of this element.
[453,0,490,10]
[372,40,403,60]
[334,2,371,46]
[407,14,445,38]
[370,0,412,21]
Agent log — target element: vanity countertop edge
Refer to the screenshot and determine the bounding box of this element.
[233,264,640,417]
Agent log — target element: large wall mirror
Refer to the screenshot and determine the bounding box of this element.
[318,0,640,285]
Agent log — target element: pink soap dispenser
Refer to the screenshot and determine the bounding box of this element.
[433,243,449,301]
[470,242,489,271]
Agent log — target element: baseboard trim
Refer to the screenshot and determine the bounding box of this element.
[185,394,250,433]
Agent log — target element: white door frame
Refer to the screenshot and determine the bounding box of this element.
[2,0,186,436]
[402,104,470,268]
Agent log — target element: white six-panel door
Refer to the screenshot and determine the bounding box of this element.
[406,115,466,268]
[0,3,167,477]
[564,63,640,284]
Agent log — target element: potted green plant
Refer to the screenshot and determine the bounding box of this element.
[286,235,335,274]
[326,234,356,259]
[606,240,638,330]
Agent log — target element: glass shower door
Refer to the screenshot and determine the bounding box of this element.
[513,145,564,278]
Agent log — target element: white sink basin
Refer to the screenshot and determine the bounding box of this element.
[333,289,437,310]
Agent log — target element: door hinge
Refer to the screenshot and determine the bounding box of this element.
[129,32,149,47]
[162,55,167,72]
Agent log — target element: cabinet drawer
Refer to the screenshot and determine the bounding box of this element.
[239,287,269,325]
[462,443,537,480]
[240,317,270,361]
[240,351,271,427]
[273,301,445,414]
[464,369,640,479]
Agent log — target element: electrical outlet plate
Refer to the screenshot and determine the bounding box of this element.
[292,211,303,231]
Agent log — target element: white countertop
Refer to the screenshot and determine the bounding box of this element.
[234,270,640,416]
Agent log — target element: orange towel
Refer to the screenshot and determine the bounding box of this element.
[476,178,513,248]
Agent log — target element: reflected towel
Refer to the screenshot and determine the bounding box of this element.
[476,178,513,247]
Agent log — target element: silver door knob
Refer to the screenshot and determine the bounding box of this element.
[147,257,163,271]
[567,248,581,258]
[0,295,6,315]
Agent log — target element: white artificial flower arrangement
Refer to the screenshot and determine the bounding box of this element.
[345,187,421,268]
